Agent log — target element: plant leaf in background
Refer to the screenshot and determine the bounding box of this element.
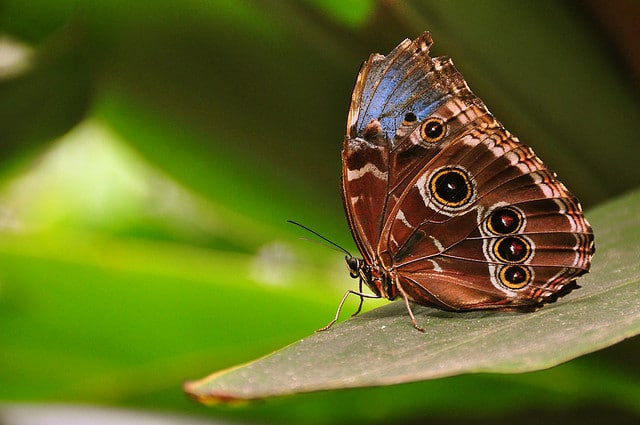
[188,188,640,402]
[0,1,639,424]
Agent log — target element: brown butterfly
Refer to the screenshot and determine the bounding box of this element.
[325,32,594,332]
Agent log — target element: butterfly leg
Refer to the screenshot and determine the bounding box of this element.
[316,288,380,332]
[395,281,426,333]
[351,278,366,317]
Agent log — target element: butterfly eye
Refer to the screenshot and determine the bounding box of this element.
[346,256,360,278]
[420,118,446,143]
[498,265,532,289]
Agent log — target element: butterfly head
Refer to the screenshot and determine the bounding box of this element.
[345,256,398,300]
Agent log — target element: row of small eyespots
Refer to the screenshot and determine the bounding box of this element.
[486,206,534,289]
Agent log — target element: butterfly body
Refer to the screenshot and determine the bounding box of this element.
[335,33,594,331]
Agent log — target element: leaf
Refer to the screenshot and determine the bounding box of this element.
[184,188,640,403]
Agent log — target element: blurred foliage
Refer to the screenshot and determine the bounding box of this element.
[0,1,639,424]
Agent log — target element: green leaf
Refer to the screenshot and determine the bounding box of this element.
[185,188,640,403]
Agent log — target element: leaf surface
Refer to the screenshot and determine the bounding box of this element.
[185,189,640,403]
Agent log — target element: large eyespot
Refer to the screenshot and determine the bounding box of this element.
[420,117,446,143]
[429,167,473,208]
[498,265,532,289]
[493,235,532,263]
[487,206,523,235]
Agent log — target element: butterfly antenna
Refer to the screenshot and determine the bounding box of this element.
[287,220,353,258]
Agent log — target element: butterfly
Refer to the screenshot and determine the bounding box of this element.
[322,32,594,332]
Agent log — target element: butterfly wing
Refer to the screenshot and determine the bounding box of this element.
[343,34,469,264]
[342,32,594,310]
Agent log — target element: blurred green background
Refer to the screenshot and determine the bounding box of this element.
[0,1,638,424]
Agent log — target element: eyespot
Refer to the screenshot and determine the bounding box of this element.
[420,118,446,143]
[498,265,532,289]
[429,167,473,208]
[493,235,532,263]
[402,112,418,125]
[487,206,523,235]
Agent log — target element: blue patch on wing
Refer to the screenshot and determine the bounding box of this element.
[353,36,451,143]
